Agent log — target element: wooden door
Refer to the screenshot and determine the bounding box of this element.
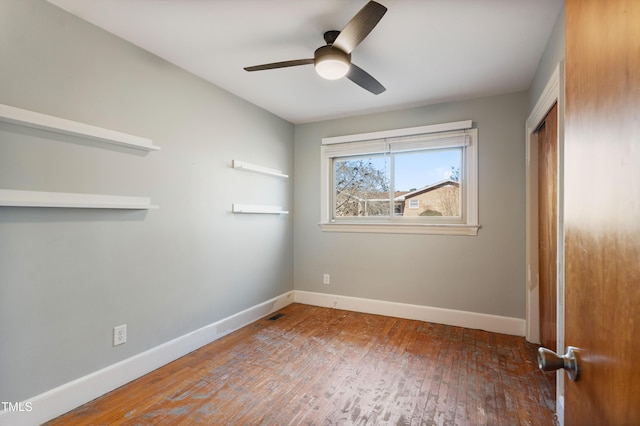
[537,103,558,353]
[564,0,640,424]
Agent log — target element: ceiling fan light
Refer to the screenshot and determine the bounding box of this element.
[316,58,350,80]
[314,46,351,80]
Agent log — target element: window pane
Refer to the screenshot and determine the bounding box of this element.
[394,148,462,217]
[334,155,390,217]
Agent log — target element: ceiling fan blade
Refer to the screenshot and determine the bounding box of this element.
[333,1,387,54]
[347,64,386,95]
[244,58,314,72]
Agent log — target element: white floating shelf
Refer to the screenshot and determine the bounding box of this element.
[0,189,158,210]
[232,160,288,178]
[0,103,160,152]
[232,204,288,214]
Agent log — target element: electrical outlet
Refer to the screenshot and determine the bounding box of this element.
[113,324,127,346]
[323,274,330,285]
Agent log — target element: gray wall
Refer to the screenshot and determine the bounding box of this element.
[293,92,529,318]
[0,0,293,402]
[528,4,565,110]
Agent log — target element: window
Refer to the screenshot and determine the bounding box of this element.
[320,121,479,235]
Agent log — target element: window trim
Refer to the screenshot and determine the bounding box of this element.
[320,121,480,236]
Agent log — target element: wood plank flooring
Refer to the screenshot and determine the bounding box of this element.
[47,303,555,425]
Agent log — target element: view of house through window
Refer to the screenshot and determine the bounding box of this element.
[333,147,462,219]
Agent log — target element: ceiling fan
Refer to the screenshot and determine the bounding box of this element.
[244,1,387,95]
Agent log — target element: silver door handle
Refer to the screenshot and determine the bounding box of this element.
[537,346,581,382]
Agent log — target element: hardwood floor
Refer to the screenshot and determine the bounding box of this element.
[47,304,555,425]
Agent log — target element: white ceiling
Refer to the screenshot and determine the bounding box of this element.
[46,0,562,124]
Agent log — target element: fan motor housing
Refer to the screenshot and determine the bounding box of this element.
[314,45,351,64]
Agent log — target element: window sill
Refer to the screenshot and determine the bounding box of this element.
[319,222,480,236]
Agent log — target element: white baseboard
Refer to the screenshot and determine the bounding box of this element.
[0,291,295,426]
[1,290,525,426]
[294,291,526,336]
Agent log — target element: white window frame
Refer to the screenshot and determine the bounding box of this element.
[408,199,420,209]
[320,120,479,236]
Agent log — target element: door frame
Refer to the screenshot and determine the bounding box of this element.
[524,62,565,424]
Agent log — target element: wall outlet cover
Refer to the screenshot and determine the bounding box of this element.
[113,324,127,346]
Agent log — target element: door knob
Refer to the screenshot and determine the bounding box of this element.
[537,346,581,382]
